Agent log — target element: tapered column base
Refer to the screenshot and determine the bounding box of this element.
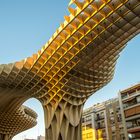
[0,134,11,140]
[43,103,83,140]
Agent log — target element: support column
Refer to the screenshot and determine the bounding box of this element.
[43,101,83,140]
[0,134,11,140]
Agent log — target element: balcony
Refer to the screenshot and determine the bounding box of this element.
[127,119,140,134]
[95,115,105,121]
[124,105,140,118]
[123,96,140,110]
[96,123,105,129]
[122,91,140,100]
[128,132,140,140]
[128,126,140,134]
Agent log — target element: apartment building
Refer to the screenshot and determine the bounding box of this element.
[82,98,125,140]
[119,84,140,140]
[82,83,140,140]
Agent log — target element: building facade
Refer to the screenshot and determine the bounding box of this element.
[82,83,140,140]
[82,98,125,140]
[119,84,140,140]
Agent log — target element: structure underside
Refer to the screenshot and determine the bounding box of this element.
[0,105,37,140]
[0,0,140,140]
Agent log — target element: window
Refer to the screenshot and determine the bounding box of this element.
[86,124,92,129]
[126,121,133,129]
[136,119,140,126]
[136,96,140,103]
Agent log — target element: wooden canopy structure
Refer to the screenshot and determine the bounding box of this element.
[0,106,37,140]
[0,0,140,140]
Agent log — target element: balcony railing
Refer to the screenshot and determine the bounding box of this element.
[96,124,105,129]
[95,115,105,121]
[124,101,140,110]
[122,91,140,101]
[127,121,140,129]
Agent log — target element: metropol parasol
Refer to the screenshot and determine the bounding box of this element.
[0,0,139,140]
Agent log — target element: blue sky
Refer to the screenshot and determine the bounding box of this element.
[0,0,140,140]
